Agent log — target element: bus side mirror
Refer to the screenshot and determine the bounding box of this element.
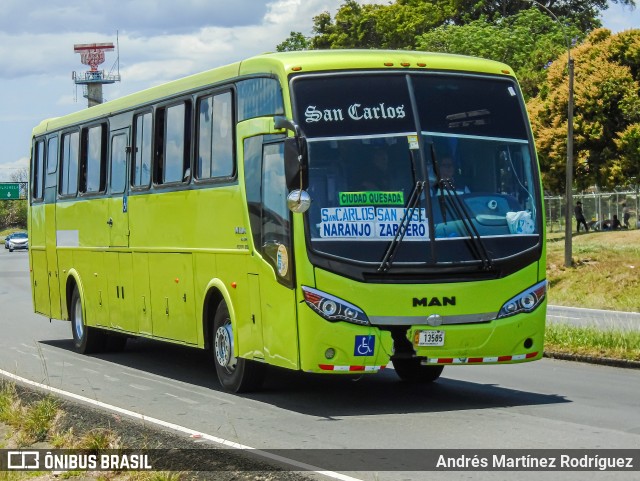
[284,137,308,191]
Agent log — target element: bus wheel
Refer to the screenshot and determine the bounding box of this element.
[212,301,266,393]
[393,358,444,383]
[70,287,106,354]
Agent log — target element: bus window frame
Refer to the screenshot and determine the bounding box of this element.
[153,98,193,188]
[31,137,46,203]
[46,134,58,176]
[109,130,129,196]
[79,121,108,197]
[58,128,81,199]
[194,87,237,185]
[130,109,154,192]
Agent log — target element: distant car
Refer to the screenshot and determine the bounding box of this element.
[4,232,19,249]
[7,232,28,252]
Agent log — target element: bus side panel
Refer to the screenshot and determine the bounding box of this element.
[30,250,51,316]
[250,259,299,370]
[29,204,50,316]
[149,253,197,344]
[44,203,62,319]
[132,252,152,336]
[75,250,108,327]
[105,252,137,333]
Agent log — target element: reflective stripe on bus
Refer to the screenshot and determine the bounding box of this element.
[425,352,538,364]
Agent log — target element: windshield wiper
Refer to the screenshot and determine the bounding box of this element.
[378,180,426,273]
[430,145,493,270]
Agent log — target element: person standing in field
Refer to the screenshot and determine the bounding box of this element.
[574,201,589,233]
[622,203,631,229]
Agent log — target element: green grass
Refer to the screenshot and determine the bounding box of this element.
[546,229,640,311]
[545,324,640,361]
[0,382,189,480]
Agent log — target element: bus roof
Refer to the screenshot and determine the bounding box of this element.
[32,50,515,136]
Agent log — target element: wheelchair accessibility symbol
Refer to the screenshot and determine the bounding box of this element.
[354,335,375,356]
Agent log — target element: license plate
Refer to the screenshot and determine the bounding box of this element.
[415,330,445,347]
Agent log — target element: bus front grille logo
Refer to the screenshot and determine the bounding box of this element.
[413,297,456,307]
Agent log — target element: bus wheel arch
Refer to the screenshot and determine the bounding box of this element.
[211,300,266,393]
[66,273,105,354]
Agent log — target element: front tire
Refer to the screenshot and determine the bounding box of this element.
[393,358,444,383]
[70,287,106,354]
[212,301,266,393]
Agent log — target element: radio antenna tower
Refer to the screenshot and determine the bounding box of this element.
[72,37,121,108]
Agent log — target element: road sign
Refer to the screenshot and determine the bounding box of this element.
[0,183,20,200]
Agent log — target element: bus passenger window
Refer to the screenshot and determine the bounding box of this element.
[110,134,127,194]
[46,137,58,175]
[237,78,284,121]
[32,139,45,201]
[161,102,190,184]
[80,124,106,194]
[60,131,79,196]
[197,91,234,179]
[133,112,152,188]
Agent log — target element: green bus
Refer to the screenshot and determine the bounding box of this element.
[29,50,547,392]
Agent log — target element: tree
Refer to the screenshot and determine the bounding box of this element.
[286,0,633,52]
[276,32,312,52]
[447,0,634,33]
[528,29,640,192]
[416,8,583,98]
[309,0,450,50]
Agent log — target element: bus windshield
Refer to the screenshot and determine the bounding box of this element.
[292,73,540,267]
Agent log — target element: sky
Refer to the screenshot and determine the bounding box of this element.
[0,0,638,182]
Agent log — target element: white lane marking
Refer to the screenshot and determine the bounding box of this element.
[547,315,581,320]
[120,371,234,405]
[10,347,31,355]
[0,368,364,481]
[82,368,100,374]
[104,375,119,382]
[128,384,152,391]
[165,392,198,405]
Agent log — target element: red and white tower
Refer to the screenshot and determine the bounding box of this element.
[72,42,121,108]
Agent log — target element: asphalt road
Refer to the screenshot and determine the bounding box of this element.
[1,248,639,481]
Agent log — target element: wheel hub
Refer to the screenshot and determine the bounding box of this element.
[214,324,236,371]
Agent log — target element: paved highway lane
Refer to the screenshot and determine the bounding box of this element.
[1,249,639,481]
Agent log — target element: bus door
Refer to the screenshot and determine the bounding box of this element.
[107,129,130,248]
[106,128,135,332]
[243,136,298,370]
[44,135,62,319]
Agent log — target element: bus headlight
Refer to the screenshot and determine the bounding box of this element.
[497,280,547,319]
[302,286,370,326]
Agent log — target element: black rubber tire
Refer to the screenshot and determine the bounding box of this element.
[212,301,266,393]
[70,287,106,354]
[393,358,444,383]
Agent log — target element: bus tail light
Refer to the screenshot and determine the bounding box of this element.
[302,286,370,326]
[497,280,547,319]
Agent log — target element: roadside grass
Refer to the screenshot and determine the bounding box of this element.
[545,324,640,361]
[546,229,640,311]
[0,381,188,481]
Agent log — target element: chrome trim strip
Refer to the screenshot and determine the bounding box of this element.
[370,312,497,326]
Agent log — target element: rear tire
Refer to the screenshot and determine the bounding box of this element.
[70,287,106,354]
[393,358,444,383]
[212,301,266,393]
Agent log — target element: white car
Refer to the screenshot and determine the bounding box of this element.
[8,232,28,252]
